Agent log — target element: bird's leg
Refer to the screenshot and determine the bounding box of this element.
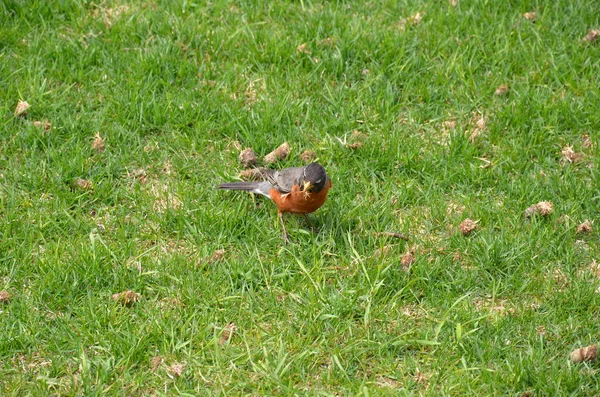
[278,212,290,243]
[303,214,319,233]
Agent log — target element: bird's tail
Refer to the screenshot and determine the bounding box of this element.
[217,182,259,191]
[217,181,271,198]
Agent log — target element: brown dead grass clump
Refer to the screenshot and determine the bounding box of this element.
[576,220,592,234]
[494,84,510,96]
[72,178,93,191]
[583,29,600,43]
[401,252,415,270]
[561,146,585,164]
[0,291,12,303]
[264,142,290,164]
[300,150,317,164]
[220,323,237,345]
[442,120,457,130]
[14,100,31,117]
[239,167,267,181]
[209,249,226,263]
[33,120,52,132]
[296,43,311,54]
[239,148,258,168]
[166,362,186,378]
[92,133,105,153]
[92,4,130,27]
[346,142,364,150]
[459,219,478,235]
[149,356,164,371]
[524,201,554,218]
[398,12,424,30]
[149,181,182,212]
[134,169,148,184]
[344,130,367,150]
[468,113,487,142]
[570,344,598,363]
[111,290,140,307]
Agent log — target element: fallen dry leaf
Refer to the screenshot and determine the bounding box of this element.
[111,290,140,307]
[72,178,93,191]
[166,362,186,378]
[524,201,554,218]
[239,148,258,168]
[14,100,30,117]
[220,323,237,345]
[264,142,290,164]
[459,219,478,236]
[92,133,105,153]
[561,146,585,164]
[0,291,11,303]
[576,220,592,234]
[583,29,600,43]
[296,43,311,54]
[494,84,510,96]
[449,0,458,6]
[300,150,317,164]
[401,252,415,270]
[523,12,537,21]
[570,344,597,363]
[32,120,52,131]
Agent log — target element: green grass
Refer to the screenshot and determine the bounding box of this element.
[1,0,600,395]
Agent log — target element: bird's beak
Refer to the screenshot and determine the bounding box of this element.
[302,180,313,192]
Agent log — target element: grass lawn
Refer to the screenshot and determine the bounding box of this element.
[1,0,600,395]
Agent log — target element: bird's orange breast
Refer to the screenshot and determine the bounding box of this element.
[270,180,332,214]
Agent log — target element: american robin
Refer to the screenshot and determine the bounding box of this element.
[217,162,332,242]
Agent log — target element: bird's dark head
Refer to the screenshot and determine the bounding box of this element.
[299,162,328,193]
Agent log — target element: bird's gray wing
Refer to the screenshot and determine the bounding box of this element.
[266,166,305,193]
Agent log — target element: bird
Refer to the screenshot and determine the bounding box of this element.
[217,162,332,242]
